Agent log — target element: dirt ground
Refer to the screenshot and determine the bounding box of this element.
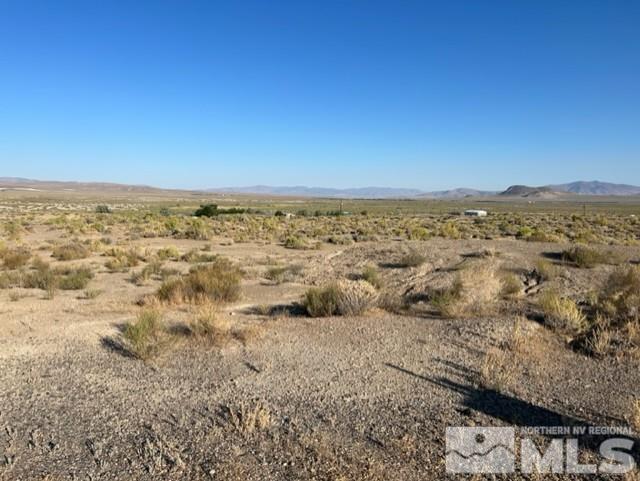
[1,219,640,480]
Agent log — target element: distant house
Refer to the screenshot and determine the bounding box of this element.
[464,209,488,217]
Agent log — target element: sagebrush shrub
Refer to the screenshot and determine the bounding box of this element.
[534,258,559,280]
[304,284,340,317]
[188,302,231,347]
[431,262,501,318]
[2,247,31,269]
[123,309,169,360]
[538,289,586,333]
[361,265,383,289]
[304,280,377,317]
[52,242,90,261]
[398,250,426,268]
[156,258,241,304]
[55,267,94,290]
[334,280,378,316]
[500,273,522,298]
[598,266,640,324]
[561,246,611,268]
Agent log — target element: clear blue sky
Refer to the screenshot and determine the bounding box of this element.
[0,1,638,190]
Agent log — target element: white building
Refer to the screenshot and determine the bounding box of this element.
[464,209,488,217]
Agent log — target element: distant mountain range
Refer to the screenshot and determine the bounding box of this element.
[213,180,640,198]
[209,185,424,198]
[498,181,640,198]
[416,188,497,199]
[550,180,640,196]
[1,177,640,199]
[0,177,160,193]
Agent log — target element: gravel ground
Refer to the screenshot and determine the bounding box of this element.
[1,238,639,480]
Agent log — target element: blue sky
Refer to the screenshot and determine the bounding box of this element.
[0,1,638,190]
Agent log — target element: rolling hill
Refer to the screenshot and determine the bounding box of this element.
[550,181,640,196]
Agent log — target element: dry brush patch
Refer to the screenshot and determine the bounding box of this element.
[631,399,640,433]
[187,302,232,347]
[360,265,384,289]
[430,261,502,318]
[538,289,587,334]
[122,308,173,361]
[222,401,272,434]
[397,249,426,268]
[534,258,560,281]
[561,245,625,269]
[264,264,303,284]
[304,279,378,317]
[155,258,242,305]
[51,241,91,261]
[1,246,31,269]
[478,346,517,393]
[597,266,640,325]
[500,272,523,299]
[104,247,142,272]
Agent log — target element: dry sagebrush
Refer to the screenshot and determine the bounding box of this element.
[304,279,378,317]
[431,262,502,318]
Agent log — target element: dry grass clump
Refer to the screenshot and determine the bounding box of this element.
[304,283,340,317]
[500,273,522,298]
[526,229,561,243]
[597,266,640,324]
[188,302,231,347]
[538,289,586,333]
[478,347,516,392]
[181,248,217,263]
[2,263,93,294]
[156,245,180,261]
[1,247,31,269]
[377,290,408,314]
[504,316,529,353]
[52,242,90,261]
[534,258,559,280]
[224,401,272,434]
[360,265,383,289]
[625,470,640,481]
[581,266,640,358]
[431,262,501,318]
[82,288,103,299]
[264,264,303,284]
[54,266,94,290]
[122,309,171,360]
[631,399,640,433]
[561,245,612,268]
[397,249,426,268]
[283,235,319,250]
[156,258,241,304]
[335,279,379,316]
[130,261,164,286]
[304,279,378,317]
[104,247,141,272]
[583,321,613,358]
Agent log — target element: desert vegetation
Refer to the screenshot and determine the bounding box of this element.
[1,194,639,480]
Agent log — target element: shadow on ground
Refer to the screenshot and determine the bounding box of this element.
[385,362,639,455]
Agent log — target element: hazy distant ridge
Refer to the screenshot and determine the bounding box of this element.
[550,181,640,196]
[417,188,497,199]
[209,185,425,198]
[2,177,640,198]
[499,181,640,197]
